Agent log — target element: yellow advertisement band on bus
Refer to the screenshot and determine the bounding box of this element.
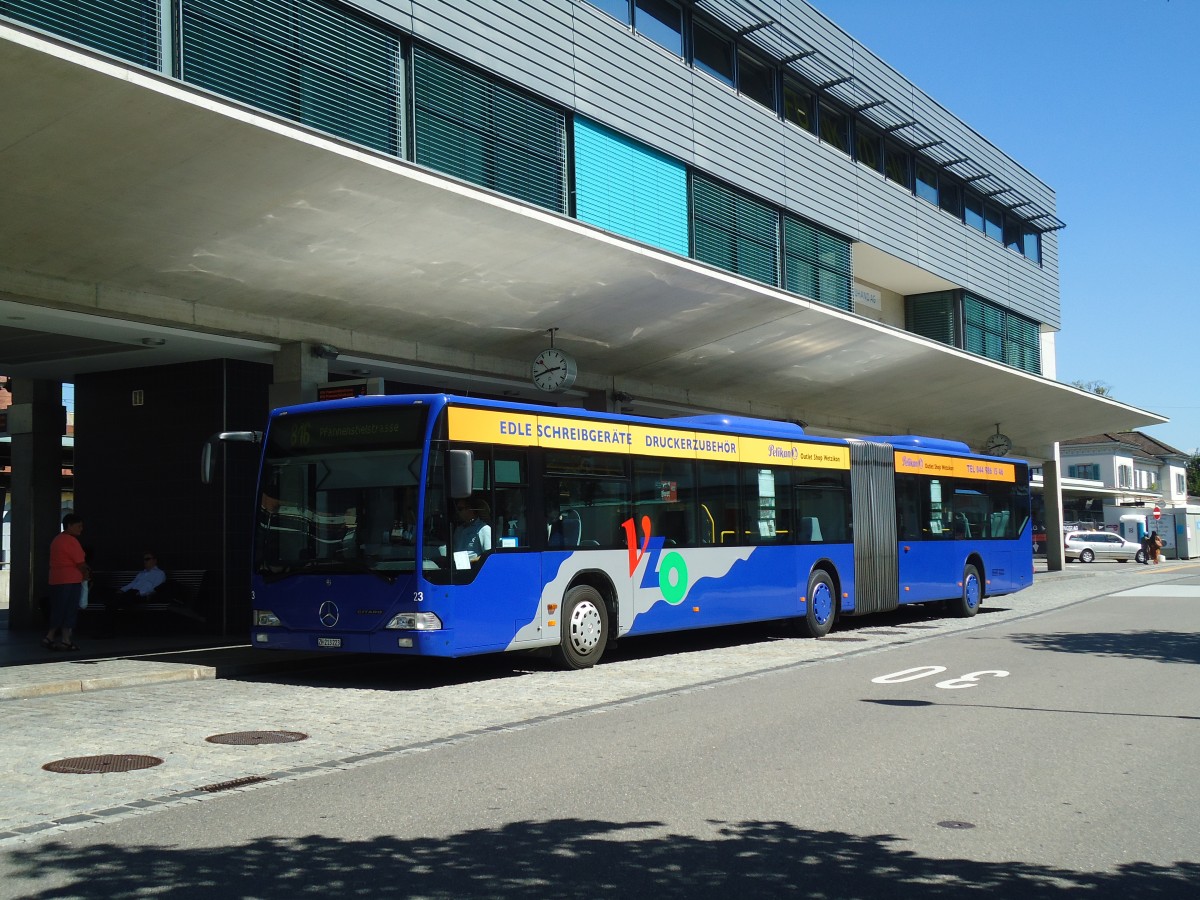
[448,406,850,470]
[894,451,1016,482]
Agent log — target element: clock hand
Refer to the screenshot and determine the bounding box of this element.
[535,365,562,376]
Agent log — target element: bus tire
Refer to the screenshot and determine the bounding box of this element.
[799,570,837,638]
[553,585,609,670]
[952,564,982,618]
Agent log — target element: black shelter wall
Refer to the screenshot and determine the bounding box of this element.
[73,359,271,633]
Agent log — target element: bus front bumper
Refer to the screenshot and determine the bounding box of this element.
[250,629,454,655]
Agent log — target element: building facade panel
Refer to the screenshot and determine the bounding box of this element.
[567,6,698,166]
[405,0,579,109]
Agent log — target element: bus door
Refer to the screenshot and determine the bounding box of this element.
[895,474,965,602]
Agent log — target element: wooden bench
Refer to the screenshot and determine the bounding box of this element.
[84,569,209,625]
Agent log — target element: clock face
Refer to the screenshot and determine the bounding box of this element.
[531,347,578,392]
[984,433,1012,456]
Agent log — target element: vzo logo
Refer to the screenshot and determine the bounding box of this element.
[622,516,689,605]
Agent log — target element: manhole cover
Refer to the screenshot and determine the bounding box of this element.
[937,820,976,830]
[43,754,164,774]
[205,730,308,746]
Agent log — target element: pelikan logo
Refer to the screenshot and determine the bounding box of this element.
[318,601,339,628]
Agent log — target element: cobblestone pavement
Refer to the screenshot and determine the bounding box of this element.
[2,563,1194,847]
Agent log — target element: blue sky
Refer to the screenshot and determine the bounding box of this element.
[809,0,1199,456]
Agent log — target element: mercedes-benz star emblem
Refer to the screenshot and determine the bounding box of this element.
[318,601,340,628]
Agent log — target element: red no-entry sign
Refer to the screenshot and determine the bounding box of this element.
[1153,507,1161,520]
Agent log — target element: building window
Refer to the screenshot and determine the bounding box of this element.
[1177,473,1186,495]
[984,204,1004,242]
[2,0,161,69]
[1022,227,1041,263]
[905,291,958,347]
[915,163,938,205]
[965,193,985,232]
[692,21,733,86]
[856,127,882,172]
[413,48,567,213]
[1118,465,1132,488]
[1068,464,1100,480]
[963,293,1040,374]
[908,290,1041,375]
[573,117,689,256]
[884,143,910,188]
[691,173,779,287]
[737,49,775,109]
[584,0,632,24]
[783,79,814,132]
[818,103,850,154]
[1004,218,1023,253]
[634,0,682,56]
[939,179,963,218]
[783,216,852,311]
[181,0,402,156]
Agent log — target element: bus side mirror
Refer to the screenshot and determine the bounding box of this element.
[201,431,262,484]
[448,448,474,499]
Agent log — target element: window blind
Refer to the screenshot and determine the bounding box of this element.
[783,215,852,311]
[691,173,778,287]
[412,47,566,214]
[1,0,160,68]
[180,0,400,156]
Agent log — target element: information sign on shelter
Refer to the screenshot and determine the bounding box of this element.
[316,378,384,402]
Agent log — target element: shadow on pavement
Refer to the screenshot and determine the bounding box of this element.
[1008,630,1200,665]
[4,818,1197,899]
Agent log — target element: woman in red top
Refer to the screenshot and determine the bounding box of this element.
[45,513,88,651]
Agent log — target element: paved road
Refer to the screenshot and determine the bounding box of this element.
[1,564,1198,897]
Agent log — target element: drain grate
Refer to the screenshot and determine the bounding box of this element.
[200,775,271,793]
[43,754,164,775]
[205,730,308,746]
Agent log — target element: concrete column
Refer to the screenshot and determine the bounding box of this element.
[1042,444,1065,572]
[267,342,331,411]
[8,379,65,629]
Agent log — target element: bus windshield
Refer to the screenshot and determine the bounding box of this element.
[256,406,427,580]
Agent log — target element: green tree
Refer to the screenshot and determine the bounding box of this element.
[1071,379,1114,396]
[1188,451,1200,497]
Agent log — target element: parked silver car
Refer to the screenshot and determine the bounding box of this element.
[1064,531,1146,564]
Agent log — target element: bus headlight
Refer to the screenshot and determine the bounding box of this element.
[385,611,443,630]
[254,610,281,627]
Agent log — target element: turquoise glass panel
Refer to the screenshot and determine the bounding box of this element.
[574,117,689,257]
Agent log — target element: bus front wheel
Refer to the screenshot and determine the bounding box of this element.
[553,585,609,670]
[952,564,982,618]
[799,570,837,638]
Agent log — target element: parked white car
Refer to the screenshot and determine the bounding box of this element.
[1064,531,1146,564]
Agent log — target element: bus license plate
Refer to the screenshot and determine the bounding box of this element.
[316,637,342,648]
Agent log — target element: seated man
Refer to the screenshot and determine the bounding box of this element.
[105,552,167,637]
[123,552,167,598]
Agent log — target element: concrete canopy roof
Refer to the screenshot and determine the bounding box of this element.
[0,24,1164,459]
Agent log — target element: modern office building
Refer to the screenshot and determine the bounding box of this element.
[0,1,1164,630]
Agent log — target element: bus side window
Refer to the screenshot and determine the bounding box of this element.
[493,451,529,549]
[698,461,739,545]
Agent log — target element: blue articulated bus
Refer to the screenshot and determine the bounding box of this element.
[222,393,1031,669]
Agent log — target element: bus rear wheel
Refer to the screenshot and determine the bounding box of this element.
[553,585,609,670]
[799,570,837,638]
[952,564,982,618]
